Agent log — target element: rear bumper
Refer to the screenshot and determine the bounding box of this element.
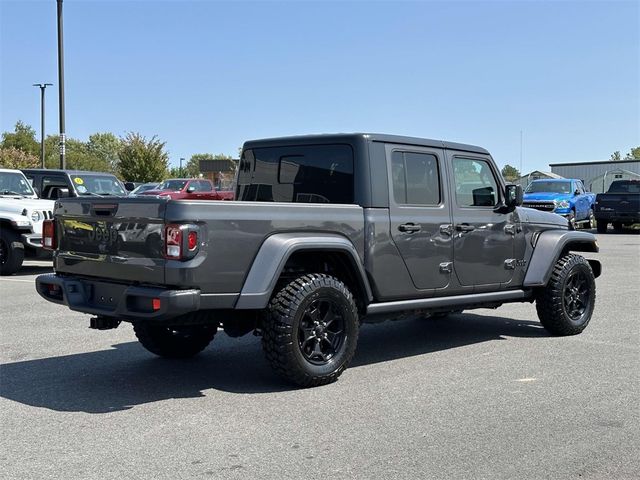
[35,274,201,322]
[21,233,43,249]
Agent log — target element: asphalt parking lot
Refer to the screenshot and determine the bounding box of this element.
[1,230,638,480]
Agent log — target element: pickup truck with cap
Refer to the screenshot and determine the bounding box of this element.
[35,133,601,387]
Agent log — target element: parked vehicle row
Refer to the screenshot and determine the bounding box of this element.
[35,133,601,387]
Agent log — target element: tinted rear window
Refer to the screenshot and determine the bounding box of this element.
[236,144,354,203]
[609,181,640,193]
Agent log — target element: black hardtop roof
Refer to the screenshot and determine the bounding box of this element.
[22,169,118,176]
[242,133,489,155]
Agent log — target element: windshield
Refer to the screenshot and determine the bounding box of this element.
[71,174,126,196]
[131,183,159,195]
[0,172,36,196]
[608,181,640,194]
[157,180,188,191]
[525,181,571,194]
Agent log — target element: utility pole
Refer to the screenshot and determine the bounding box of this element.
[33,83,53,168]
[57,0,66,169]
[180,157,185,175]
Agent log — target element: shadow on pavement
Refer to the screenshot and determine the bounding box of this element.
[0,313,549,414]
[11,264,53,276]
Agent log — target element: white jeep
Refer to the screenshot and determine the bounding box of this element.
[0,168,55,275]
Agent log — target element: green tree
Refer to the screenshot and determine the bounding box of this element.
[169,166,187,177]
[610,151,622,162]
[501,164,521,182]
[87,132,122,173]
[624,146,640,160]
[0,147,39,169]
[118,132,169,182]
[1,121,39,156]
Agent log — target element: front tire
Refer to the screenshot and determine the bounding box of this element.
[0,230,24,276]
[535,254,596,335]
[133,314,218,358]
[596,220,607,234]
[262,274,359,387]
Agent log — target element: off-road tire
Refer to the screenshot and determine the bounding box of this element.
[0,229,24,276]
[535,254,596,336]
[262,274,359,387]
[596,220,607,234]
[133,313,218,358]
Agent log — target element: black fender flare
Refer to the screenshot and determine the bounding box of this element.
[235,232,373,309]
[523,230,601,287]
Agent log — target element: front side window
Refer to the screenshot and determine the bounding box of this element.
[391,151,440,205]
[237,144,354,203]
[197,180,213,192]
[453,157,499,207]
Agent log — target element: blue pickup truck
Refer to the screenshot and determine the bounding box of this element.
[523,179,596,229]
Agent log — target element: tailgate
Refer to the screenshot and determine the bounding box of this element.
[54,197,167,284]
[597,193,640,213]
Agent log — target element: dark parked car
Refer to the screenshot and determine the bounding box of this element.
[595,180,640,233]
[22,169,127,199]
[36,133,600,387]
[128,183,159,196]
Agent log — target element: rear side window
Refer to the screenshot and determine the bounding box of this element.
[391,151,440,205]
[236,144,354,203]
[452,157,499,207]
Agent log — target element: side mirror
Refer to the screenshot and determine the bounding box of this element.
[494,184,523,213]
[574,189,580,196]
[186,186,196,193]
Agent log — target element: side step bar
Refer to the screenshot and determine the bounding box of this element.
[366,289,531,316]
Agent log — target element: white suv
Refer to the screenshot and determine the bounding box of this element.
[0,168,55,275]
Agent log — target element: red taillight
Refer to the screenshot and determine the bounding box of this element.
[187,231,198,250]
[152,298,161,311]
[43,220,56,250]
[165,224,182,259]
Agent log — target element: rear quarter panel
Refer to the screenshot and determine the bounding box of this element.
[164,200,365,293]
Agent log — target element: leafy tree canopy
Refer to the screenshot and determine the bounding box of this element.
[118,132,169,182]
[501,164,521,181]
[1,121,39,156]
[0,147,39,169]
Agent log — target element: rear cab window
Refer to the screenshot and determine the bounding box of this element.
[236,144,354,203]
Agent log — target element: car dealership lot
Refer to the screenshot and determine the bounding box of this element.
[1,231,638,480]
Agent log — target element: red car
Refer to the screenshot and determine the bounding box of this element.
[140,178,234,201]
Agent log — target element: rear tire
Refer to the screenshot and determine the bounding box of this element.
[0,230,24,276]
[261,274,359,387]
[535,254,596,336]
[596,220,607,234]
[133,313,218,358]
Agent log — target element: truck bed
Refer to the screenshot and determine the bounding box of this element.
[53,197,366,294]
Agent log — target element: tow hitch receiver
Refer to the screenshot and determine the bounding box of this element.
[89,316,121,330]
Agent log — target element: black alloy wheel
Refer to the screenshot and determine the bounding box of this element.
[562,270,591,322]
[297,298,346,365]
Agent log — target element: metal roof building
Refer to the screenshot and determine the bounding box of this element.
[550,159,640,183]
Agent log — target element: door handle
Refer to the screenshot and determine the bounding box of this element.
[455,224,475,232]
[398,223,422,233]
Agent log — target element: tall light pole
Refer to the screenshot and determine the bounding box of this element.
[57,0,66,169]
[33,83,53,169]
[180,157,185,175]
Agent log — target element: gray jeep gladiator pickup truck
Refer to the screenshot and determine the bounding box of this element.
[36,134,601,387]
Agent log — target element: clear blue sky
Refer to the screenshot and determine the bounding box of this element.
[1,0,638,172]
